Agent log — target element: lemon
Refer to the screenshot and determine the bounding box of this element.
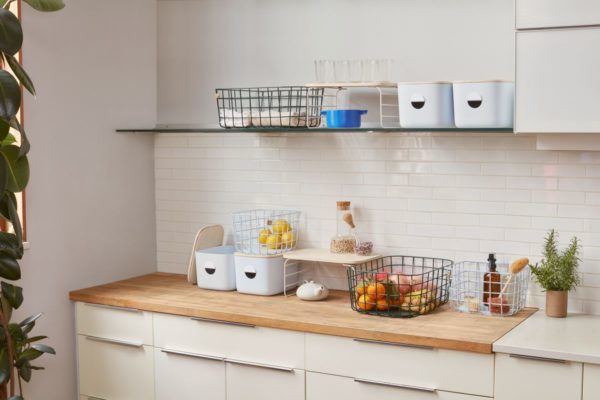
[266,234,282,250]
[258,229,272,245]
[272,219,291,234]
[281,231,296,248]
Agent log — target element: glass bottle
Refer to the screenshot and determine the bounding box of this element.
[330,201,356,253]
[483,253,501,308]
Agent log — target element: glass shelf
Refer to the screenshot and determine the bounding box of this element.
[117,126,514,134]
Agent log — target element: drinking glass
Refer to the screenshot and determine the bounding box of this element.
[334,60,350,83]
[314,60,335,83]
[349,60,363,82]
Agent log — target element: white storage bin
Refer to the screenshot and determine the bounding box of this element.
[398,81,454,128]
[234,254,295,296]
[453,81,514,128]
[196,246,236,291]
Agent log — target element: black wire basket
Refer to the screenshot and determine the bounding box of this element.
[215,86,324,128]
[348,255,453,318]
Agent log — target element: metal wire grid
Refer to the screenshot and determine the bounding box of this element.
[232,209,301,255]
[347,255,453,318]
[449,261,530,317]
[215,87,324,128]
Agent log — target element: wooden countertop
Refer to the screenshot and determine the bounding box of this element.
[69,273,536,354]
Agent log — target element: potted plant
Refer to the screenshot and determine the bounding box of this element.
[530,229,581,318]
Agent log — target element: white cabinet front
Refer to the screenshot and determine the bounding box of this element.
[154,348,226,400]
[584,363,600,400]
[78,334,154,400]
[495,353,582,400]
[307,372,491,400]
[226,361,305,400]
[516,27,600,133]
[516,0,600,29]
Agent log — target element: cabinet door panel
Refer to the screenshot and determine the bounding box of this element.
[516,28,600,133]
[307,372,490,400]
[226,362,304,400]
[78,335,154,400]
[516,0,600,29]
[495,353,582,400]
[155,348,226,400]
[76,302,153,345]
[584,363,600,399]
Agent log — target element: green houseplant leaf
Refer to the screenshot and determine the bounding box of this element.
[530,230,581,292]
[23,0,65,12]
[0,71,21,121]
[0,8,22,55]
[4,55,35,96]
[9,118,29,158]
[0,145,28,192]
[0,282,22,309]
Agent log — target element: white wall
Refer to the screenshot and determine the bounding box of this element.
[19,1,157,398]
[157,0,514,126]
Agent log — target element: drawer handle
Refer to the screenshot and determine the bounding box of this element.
[85,335,144,348]
[85,397,106,400]
[190,316,255,328]
[84,303,141,313]
[225,358,294,373]
[354,377,437,393]
[353,338,434,351]
[161,348,225,362]
[509,353,567,364]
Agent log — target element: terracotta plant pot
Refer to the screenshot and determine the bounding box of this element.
[546,290,568,318]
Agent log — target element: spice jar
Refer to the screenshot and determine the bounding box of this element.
[330,201,356,253]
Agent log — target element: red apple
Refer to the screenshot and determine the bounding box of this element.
[373,272,389,282]
[397,275,412,295]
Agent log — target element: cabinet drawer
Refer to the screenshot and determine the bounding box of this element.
[307,372,490,400]
[226,361,305,400]
[584,363,600,399]
[495,353,582,400]
[154,347,226,400]
[153,312,304,368]
[516,0,600,30]
[77,334,154,400]
[76,302,153,345]
[305,333,493,397]
[515,28,600,133]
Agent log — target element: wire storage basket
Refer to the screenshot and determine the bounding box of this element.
[449,261,530,317]
[232,209,301,255]
[347,255,453,318]
[215,86,324,128]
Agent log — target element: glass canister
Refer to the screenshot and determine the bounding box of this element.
[330,201,356,253]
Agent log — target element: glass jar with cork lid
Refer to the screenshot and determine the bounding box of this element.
[330,201,357,253]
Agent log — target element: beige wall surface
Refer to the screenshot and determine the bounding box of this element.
[19,1,157,398]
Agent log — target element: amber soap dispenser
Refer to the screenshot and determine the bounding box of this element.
[483,253,501,308]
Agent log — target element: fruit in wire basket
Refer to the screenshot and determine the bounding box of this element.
[356,294,376,311]
[272,219,291,234]
[367,283,387,299]
[258,229,272,245]
[376,299,389,311]
[266,234,282,250]
[355,279,371,295]
[281,231,296,248]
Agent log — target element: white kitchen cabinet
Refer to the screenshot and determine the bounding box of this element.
[154,347,226,400]
[584,363,600,399]
[226,361,305,400]
[515,27,600,134]
[76,302,153,345]
[307,372,490,400]
[78,334,154,400]
[495,353,582,400]
[516,0,600,30]
[305,333,494,397]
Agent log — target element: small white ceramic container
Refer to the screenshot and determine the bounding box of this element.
[195,246,236,291]
[398,81,455,128]
[452,80,514,128]
[234,254,296,296]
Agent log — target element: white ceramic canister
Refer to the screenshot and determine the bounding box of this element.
[452,80,514,128]
[398,81,455,128]
[195,245,237,291]
[234,253,296,296]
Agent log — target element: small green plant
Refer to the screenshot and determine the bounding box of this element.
[530,229,581,292]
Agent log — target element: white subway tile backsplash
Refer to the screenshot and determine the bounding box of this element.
[155,132,600,314]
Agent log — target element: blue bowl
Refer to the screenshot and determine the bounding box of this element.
[321,109,368,128]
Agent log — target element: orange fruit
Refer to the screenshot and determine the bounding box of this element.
[376,299,389,311]
[367,282,386,299]
[355,280,369,295]
[356,295,376,311]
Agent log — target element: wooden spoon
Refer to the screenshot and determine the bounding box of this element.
[343,212,356,229]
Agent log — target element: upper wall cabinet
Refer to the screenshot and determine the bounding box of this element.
[515,27,600,133]
[516,0,600,29]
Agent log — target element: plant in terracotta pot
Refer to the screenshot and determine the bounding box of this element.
[530,230,581,318]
